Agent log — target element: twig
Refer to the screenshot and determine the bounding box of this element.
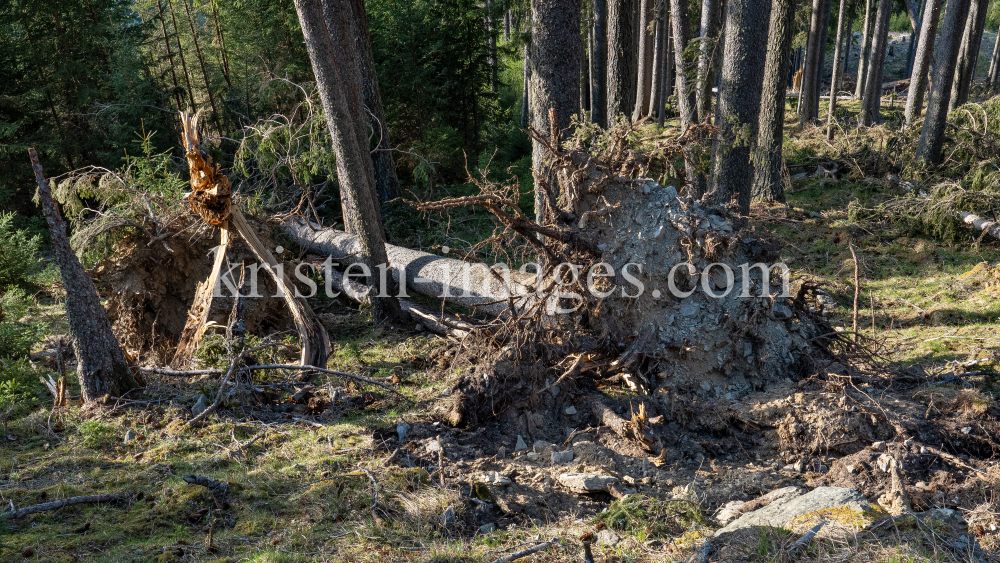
[488,538,559,563]
[185,361,237,426]
[2,492,131,519]
[241,365,409,400]
[141,367,225,376]
[362,468,378,511]
[788,520,826,558]
[849,243,860,343]
[539,354,584,395]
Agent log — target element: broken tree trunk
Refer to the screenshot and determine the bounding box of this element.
[29,148,139,403]
[960,211,1000,240]
[171,223,230,367]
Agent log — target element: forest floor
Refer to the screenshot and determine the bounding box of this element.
[3,104,1000,562]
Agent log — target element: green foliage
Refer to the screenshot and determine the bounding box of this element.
[0,212,40,289]
[0,288,42,360]
[0,358,42,419]
[79,420,117,449]
[593,495,708,540]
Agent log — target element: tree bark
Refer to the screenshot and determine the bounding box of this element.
[950,0,988,111]
[181,0,220,126]
[658,18,673,126]
[799,0,831,125]
[521,43,531,127]
[293,0,401,323]
[347,0,400,203]
[582,32,592,112]
[487,0,498,93]
[670,0,697,128]
[706,0,771,215]
[633,0,656,120]
[859,0,891,126]
[811,0,833,119]
[155,0,184,111]
[166,0,196,110]
[855,0,875,99]
[608,0,636,122]
[916,0,971,163]
[988,26,1000,90]
[825,0,848,139]
[592,0,609,127]
[29,149,138,403]
[695,0,719,121]
[753,0,795,202]
[904,0,942,126]
[648,2,666,118]
[530,0,581,225]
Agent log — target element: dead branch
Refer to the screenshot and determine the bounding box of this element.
[488,538,560,563]
[959,211,1000,240]
[592,399,656,452]
[2,492,132,519]
[849,243,860,342]
[183,475,229,506]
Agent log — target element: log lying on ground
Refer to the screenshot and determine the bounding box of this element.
[282,218,535,317]
[960,211,1000,240]
[2,492,132,519]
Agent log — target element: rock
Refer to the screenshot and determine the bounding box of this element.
[792,459,806,473]
[792,172,808,181]
[558,472,619,493]
[480,472,511,486]
[718,487,884,536]
[596,529,621,546]
[426,440,443,454]
[496,446,506,459]
[441,506,455,526]
[913,508,968,537]
[396,423,411,442]
[876,453,894,473]
[920,446,929,454]
[479,523,496,534]
[533,440,551,453]
[773,303,793,320]
[871,441,886,452]
[664,185,678,199]
[123,430,136,444]
[903,439,913,447]
[191,395,208,416]
[564,405,577,415]
[716,500,746,524]
[551,450,574,464]
[514,435,528,451]
[961,427,971,434]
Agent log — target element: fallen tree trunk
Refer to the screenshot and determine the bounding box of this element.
[171,223,230,367]
[960,211,1000,240]
[2,492,131,519]
[283,218,535,317]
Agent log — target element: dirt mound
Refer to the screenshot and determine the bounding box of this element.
[92,214,292,365]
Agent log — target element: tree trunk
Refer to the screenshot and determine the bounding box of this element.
[799,0,830,125]
[904,0,942,126]
[753,0,796,202]
[670,0,697,128]
[659,18,673,126]
[181,0,220,127]
[347,0,400,204]
[582,32,592,112]
[950,0,988,110]
[632,0,656,120]
[988,26,1000,90]
[166,0,196,110]
[825,0,848,139]
[486,0,498,93]
[293,0,401,323]
[859,0,891,126]
[155,0,184,111]
[855,0,875,98]
[695,0,719,121]
[29,149,138,403]
[608,0,636,122]
[210,0,233,90]
[706,0,771,215]
[530,0,581,224]
[592,0,609,127]
[811,0,832,119]
[521,43,531,127]
[916,0,971,163]
[648,2,666,118]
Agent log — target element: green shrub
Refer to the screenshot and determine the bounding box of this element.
[79,421,116,449]
[0,288,42,359]
[0,211,41,289]
[0,358,42,420]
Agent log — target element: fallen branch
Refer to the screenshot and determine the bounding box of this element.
[788,520,826,558]
[2,492,131,519]
[242,364,409,399]
[141,367,225,376]
[489,538,560,563]
[183,475,229,507]
[592,399,656,452]
[959,211,1000,240]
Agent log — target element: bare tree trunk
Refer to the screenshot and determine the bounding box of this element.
[293,0,401,323]
[855,0,875,98]
[904,0,942,126]
[950,0,988,110]
[608,0,636,122]
[917,0,971,163]
[648,1,666,118]
[799,0,831,125]
[592,0,609,127]
[486,0,498,93]
[988,27,1000,90]
[521,43,531,127]
[583,31,592,112]
[860,0,891,126]
[181,0,220,126]
[348,0,400,203]
[29,149,138,403]
[166,0,196,110]
[811,0,832,119]
[659,18,672,126]
[530,0,581,223]
[826,0,848,139]
[210,0,233,90]
[633,0,656,120]
[695,0,719,121]
[156,0,184,110]
[670,0,697,127]
[753,0,795,202]
[706,0,770,215]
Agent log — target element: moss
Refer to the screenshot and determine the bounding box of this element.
[786,504,889,533]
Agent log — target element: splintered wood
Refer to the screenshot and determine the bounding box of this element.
[181,111,231,225]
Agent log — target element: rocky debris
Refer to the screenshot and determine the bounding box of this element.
[914,508,967,537]
[596,529,621,546]
[872,441,886,452]
[558,473,619,494]
[479,523,497,534]
[718,487,883,536]
[441,506,456,527]
[123,430,136,444]
[715,501,746,524]
[426,439,443,454]
[496,446,506,459]
[396,423,411,442]
[191,395,208,417]
[564,405,577,415]
[514,435,528,451]
[551,450,574,464]
[533,440,551,453]
[479,472,512,486]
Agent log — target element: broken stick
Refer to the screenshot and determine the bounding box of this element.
[488,538,560,563]
[2,492,131,519]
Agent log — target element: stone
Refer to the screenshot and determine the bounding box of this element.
[717,487,883,536]
[773,303,793,320]
[426,440,443,454]
[876,453,894,473]
[913,508,967,537]
[558,472,619,493]
[664,185,678,199]
[123,430,136,444]
[596,529,621,546]
[479,523,497,534]
[920,446,929,454]
[716,500,746,524]
[871,441,886,452]
[480,472,511,486]
[514,435,528,451]
[961,427,971,434]
[496,446,506,459]
[533,440,551,453]
[564,405,577,415]
[191,395,208,416]
[441,506,455,527]
[551,450,574,464]
[396,423,411,442]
